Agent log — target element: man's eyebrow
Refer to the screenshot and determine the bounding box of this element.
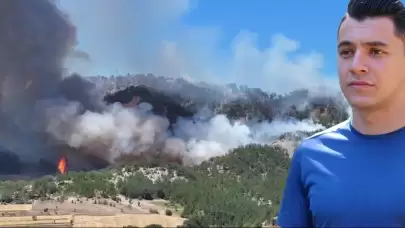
[362,41,388,47]
[337,40,352,48]
[338,40,388,48]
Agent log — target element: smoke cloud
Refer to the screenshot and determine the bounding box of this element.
[0,0,75,162]
[0,0,327,171]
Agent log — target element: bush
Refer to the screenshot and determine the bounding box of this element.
[144,225,163,228]
[149,208,159,214]
[156,189,165,199]
[111,195,120,202]
[165,209,172,216]
[142,192,153,200]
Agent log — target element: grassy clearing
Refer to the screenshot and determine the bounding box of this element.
[0,205,32,212]
[0,215,72,227]
[73,214,185,227]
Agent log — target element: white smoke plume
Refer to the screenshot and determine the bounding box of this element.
[0,0,328,170]
[47,102,325,164]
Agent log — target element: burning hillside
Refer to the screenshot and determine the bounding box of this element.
[103,85,194,125]
[0,0,348,177]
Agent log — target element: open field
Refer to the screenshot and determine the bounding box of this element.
[0,215,72,227]
[73,214,185,227]
[0,205,32,212]
[0,214,185,227]
[0,197,186,227]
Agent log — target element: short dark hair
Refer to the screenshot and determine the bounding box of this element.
[338,0,405,37]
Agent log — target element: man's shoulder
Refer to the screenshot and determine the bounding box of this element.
[295,119,351,155]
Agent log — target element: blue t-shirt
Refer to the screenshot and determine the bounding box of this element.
[277,119,405,227]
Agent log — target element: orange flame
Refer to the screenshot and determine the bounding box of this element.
[57,156,68,175]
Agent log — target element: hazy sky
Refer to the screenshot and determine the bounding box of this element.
[57,0,349,94]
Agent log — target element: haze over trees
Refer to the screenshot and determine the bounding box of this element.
[0,74,348,227]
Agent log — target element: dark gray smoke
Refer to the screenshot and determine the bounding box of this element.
[0,0,101,165]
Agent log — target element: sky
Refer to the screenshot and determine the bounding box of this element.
[57,0,349,94]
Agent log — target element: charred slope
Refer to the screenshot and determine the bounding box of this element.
[103,85,194,124]
[93,74,349,124]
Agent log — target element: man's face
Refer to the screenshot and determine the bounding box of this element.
[338,15,405,110]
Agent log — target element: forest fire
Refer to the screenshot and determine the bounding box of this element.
[57,156,68,175]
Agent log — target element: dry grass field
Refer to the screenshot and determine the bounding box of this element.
[0,215,72,227]
[73,214,185,227]
[0,214,185,227]
[0,197,186,227]
[0,204,32,212]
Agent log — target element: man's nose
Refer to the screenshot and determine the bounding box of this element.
[350,51,369,75]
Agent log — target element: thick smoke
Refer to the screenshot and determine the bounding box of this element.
[0,0,104,165]
[0,0,72,162]
[0,0,325,170]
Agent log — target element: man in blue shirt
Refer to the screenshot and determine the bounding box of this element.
[277,0,405,227]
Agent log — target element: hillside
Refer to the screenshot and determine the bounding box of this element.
[0,144,291,227]
[92,74,348,127]
[0,75,348,227]
[0,73,348,174]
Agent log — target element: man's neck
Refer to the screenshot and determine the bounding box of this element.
[351,99,405,135]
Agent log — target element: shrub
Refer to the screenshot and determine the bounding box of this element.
[144,225,163,228]
[165,209,172,216]
[149,208,159,214]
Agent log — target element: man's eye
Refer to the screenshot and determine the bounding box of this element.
[370,48,384,56]
[339,49,354,57]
